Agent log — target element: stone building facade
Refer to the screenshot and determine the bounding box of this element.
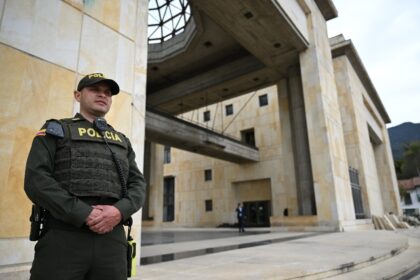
[145,34,401,230]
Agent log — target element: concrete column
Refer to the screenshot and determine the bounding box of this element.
[130,0,149,253]
[298,2,354,229]
[276,80,299,216]
[287,66,316,215]
[142,141,152,220]
[148,143,165,224]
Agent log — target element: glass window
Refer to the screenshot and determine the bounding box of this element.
[203,110,211,122]
[259,94,268,107]
[163,176,175,222]
[404,193,413,205]
[241,128,255,146]
[349,167,365,219]
[204,169,212,181]
[164,146,171,164]
[205,200,213,212]
[225,104,233,116]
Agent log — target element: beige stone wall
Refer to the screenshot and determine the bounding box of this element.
[333,54,401,218]
[149,85,298,226]
[233,179,272,203]
[334,55,374,217]
[0,45,75,238]
[0,0,148,266]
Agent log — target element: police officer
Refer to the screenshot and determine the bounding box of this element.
[24,73,146,280]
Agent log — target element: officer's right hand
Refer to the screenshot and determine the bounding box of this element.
[85,208,102,227]
[87,205,122,234]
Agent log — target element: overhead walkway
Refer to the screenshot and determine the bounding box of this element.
[145,107,259,163]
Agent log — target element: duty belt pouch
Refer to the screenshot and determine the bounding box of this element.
[126,219,137,277]
[29,205,47,241]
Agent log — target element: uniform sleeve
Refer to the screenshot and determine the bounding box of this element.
[24,128,93,227]
[113,138,147,221]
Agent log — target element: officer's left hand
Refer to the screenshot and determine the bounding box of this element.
[87,205,122,234]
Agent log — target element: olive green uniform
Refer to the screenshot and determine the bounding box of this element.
[24,113,146,280]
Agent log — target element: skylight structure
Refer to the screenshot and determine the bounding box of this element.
[148,0,192,44]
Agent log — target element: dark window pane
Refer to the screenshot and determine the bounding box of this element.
[205,200,213,212]
[241,128,255,146]
[259,94,268,107]
[349,167,365,219]
[225,104,233,116]
[203,110,211,122]
[163,177,175,222]
[204,169,212,181]
[404,193,412,205]
[164,146,171,164]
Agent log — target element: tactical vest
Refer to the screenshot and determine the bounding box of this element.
[53,118,129,199]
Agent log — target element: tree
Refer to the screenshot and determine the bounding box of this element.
[399,141,420,179]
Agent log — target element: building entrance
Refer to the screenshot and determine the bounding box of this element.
[243,201,271,227]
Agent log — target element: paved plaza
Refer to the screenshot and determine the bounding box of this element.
[2,228,419,279]
[135,227,420,280]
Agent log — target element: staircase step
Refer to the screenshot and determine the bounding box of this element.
[141,231,321,265]
[331,237,420,279]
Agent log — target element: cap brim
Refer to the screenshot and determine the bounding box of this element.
[101,79,120,95]
[78,78,120,95]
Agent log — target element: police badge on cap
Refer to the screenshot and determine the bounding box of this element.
[77,73,120,95]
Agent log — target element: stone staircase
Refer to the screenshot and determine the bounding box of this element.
[331,234,420,279]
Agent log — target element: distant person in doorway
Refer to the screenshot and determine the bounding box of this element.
[236,203,245,232]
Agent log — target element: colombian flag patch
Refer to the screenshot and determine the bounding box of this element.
[36,129,46,137]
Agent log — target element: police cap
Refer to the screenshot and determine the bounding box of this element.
[77,73,120,95]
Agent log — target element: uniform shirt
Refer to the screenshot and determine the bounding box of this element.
[24,113,146,227]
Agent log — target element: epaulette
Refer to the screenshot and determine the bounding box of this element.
[106,123,128,140]
[110,124,127,138]
[45,119,64,138]
[60,116,82,123]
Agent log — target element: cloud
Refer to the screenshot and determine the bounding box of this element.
[328,0,420,126]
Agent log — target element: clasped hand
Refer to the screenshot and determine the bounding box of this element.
[85,205,122,234]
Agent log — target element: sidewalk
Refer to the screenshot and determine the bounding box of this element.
[134,228,420,280]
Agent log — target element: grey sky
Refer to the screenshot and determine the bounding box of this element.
[327,0,420,127]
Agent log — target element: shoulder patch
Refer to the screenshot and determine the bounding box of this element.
[35,128,46,137]
[46,120,64,138]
